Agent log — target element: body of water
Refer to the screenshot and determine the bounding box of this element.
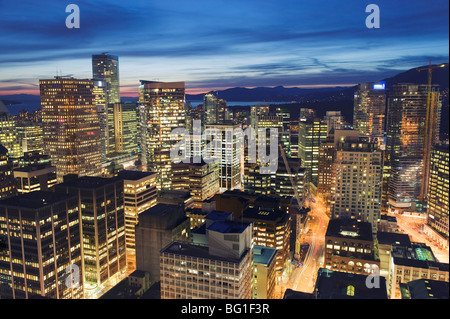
[5,100,294,116]
[5,103,40,116]
[187,100,293,108]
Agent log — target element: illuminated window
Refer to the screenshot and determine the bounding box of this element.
[346,285,355,296]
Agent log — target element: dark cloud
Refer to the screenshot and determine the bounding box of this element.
[0,0,448,93]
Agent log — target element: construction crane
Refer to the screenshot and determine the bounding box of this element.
[416,61,448,202]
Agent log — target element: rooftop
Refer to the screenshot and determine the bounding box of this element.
[13,164,55,173]
[326,218,373,242]
[253,246,277,267]
[205,210,232,222]
[138,203,186,230]
[161,241,249,264]
[206,220,252,234]
[242,207,287,222]
[377,231,411,247]
[117,170,156,181]
[314,268,388,299]
[380,214,397,223]
[401,279,449,299]
[59,175,122,189]
[0,191,75,209]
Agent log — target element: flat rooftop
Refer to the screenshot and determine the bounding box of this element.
[253,246,277,266]
[205,210,232,222]
[138,203,186,230]
[377,231,411,247]
[13,164,55,173]
[59,175,122,189]
[0,191,75,209]
[326,218,373,242]
[403,279,449,299]
[243,207,287,222]
[315,268,388,299]
[161,241,249,264]
[206,220,251,234]
[117,170,156,181]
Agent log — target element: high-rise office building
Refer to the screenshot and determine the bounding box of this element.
[273,157,305,200]
[203,91,218,125]
[13,164,57,193]
[16,123,44,153]
[386,84,440,213]
[298,118,328,186]
[40,77,102,182]
[244,163,272,195]
[353,82,386,138]
[108,102,138,155]
[92,54,120,162]
[317,129,360,214]
[92,53,120,105]
[205,123,243,192]
[242,206,291,277]
[0,191,83,299]
[317,138,336,214]
[172,159,220,208]
[54,175,126,292]
[160,219,253,299]
[331,136,382,233]
[324,111,345,136]
[117,170,158,269]
[93,79,108,162]
[139,81,186,190]
[135,203,190,282]
[0,144,17,199]
[250,105,270,129]
[217,99,228,124]
[0,101,22,159]
[275,106,291,157]
[425,142,449,240]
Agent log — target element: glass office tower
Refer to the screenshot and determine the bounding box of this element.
[40,77,102,182]
[139,81,186,190]
[386,83,440,213]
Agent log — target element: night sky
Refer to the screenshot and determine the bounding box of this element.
[0,0,448,96]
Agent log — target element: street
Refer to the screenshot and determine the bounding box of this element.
[277,198,329,296]
[395,213,449,263]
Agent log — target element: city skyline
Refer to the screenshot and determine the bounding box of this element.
[0,0,449,96]
[0,0,448,303]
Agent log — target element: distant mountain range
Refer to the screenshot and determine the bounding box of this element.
[185,63,449,103]
[1,62,448,110]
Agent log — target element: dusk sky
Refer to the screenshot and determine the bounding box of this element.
[0,0,448,96]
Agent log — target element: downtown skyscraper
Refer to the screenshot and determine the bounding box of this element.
[330,136,383,233]
[92,53,120,161]
[386,83,441,213]
[139,80,186,190]
[92,53,120,105]
[425,142,449,241]
[298,117,328,186]
[353,82,386,139]
[40,77,102,182]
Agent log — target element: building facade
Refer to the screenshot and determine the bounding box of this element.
[330,137,383,233]
[40,77,102,182]
[54,176,126,290]
[139,81,186,190]
[0,191,83,299]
